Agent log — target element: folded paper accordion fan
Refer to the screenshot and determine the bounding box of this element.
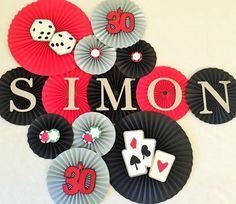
[74,35,116,75]
[87,66,140,123]
[116,40,157,78]
[91,0,146,48]
[72,112,116,156]
[186,68,236,124]
[0,67,47,125]
[42,68,91,124]
[27,114,74,159]
[136,66,189,121]
[103,111,193,204]
[8,0,92,76]
[47,148,110,204]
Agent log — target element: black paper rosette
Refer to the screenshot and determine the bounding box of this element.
[87,66,140,123]
[186,68,236,124]
[116,40,157,78]
[0,67,47,125]
[103,111,193,204]
[27,114,74,159]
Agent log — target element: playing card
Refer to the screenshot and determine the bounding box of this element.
[122,149,148,177]
[149,150,175,182]
[139,139,156,167]
[123,130,144,150]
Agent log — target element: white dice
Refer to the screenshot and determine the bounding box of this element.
[30,19,55,42]
[49,31,76,56]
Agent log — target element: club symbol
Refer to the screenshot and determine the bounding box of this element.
[130,155,141,170]
[141,145,151,159]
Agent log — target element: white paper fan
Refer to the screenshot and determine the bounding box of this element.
[47,148,110,204]
[72,112,116,156]
[74,35,116,74]
[91,0,146,48]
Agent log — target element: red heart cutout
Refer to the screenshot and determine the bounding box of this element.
[157,160,168,173]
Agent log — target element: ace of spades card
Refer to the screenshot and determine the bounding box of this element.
[122,149,148,177]
[122,130,157,177]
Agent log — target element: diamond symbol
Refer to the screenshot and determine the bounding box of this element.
[130,138,137,149]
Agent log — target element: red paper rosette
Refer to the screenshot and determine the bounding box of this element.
[8,0,92,76]
[42,68,91,124]
[136,66,189,120]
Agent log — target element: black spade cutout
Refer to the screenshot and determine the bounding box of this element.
[27,114,74,159]
[116,40,157,78]
[103,112,193,204]
[130,155,141,170]
[186,68,236,124]
[0,67,47,125]
[87,66,140,123]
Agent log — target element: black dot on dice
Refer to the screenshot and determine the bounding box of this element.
[47,32,51,35]
[51,43,55,47]
[48,25,52,28]
[61,43,64,46]
[56,43,59,47]
[59,34,63,37]
[69,37,73,40]
[38,36,42,39]
[67,46,71,50]
[39,21,42,24]
[40,31,44,34]
[45,37,49,40]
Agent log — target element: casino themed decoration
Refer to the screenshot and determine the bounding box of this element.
[91,0,146,48]
[1,0,236,203]
[8,0,92,76]
[87,66,140,123]
[47,148,110,204]
[74,35,117,75]
[187,68,236,124]
[137,66,189,120]
[27,114,74,159]
[104,112,193,203]
[72,112,116,156]
[116,40,157,78]
[42,68,91,124]
[0,67,47,125]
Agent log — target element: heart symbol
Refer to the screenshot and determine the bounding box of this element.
[157,160,168,173]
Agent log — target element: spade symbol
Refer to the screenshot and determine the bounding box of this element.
[141,145,151,159]
[130,155,141,170]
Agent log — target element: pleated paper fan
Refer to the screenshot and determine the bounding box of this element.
[0,67,47,125]
[8,0,92,76]
[74,35,116,75]
[91,0,146,48]
[72,112,116,156]
[186,68,236,124]
[27,114,73,159]
[42,68,91,124]
[47,148,110,204]
[87,66,140,123]
[116,40,157,78]
[136,66,189,120]
[103,111,193,204]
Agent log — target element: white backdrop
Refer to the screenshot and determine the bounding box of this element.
[0,0,236,203]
